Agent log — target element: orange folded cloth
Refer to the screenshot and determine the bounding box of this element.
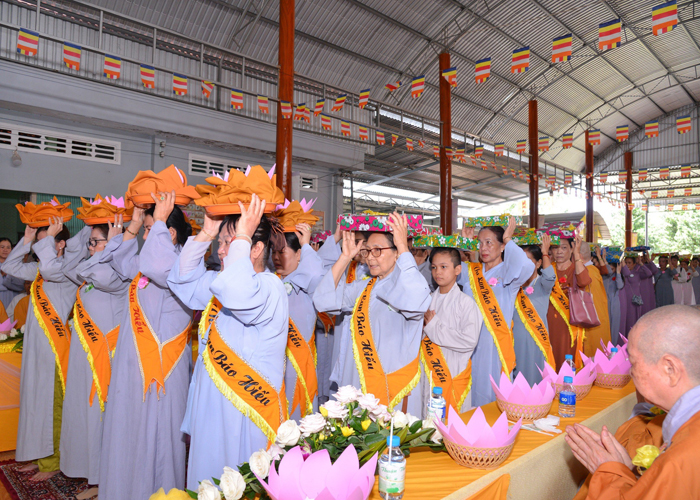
[125,165,200,208]
[183,213,201,235]
[76,194,133,223]
[274,199,319,231]
[16,197,73,227]
[195,165,285,209]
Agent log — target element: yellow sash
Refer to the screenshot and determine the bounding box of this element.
[202,318,286,443]
[550,264,585,368]
[198,297,222,340]
[31,272,71,393]
[287,318,318,417]
[347,260,358,283]
[73,284,120,411]
[516,288,556,369]
[129,274,191,399]
[420,336,472,411]
[350,278,420,410]
[466,263,516,375]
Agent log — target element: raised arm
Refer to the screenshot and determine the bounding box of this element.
[61,226,91,285]
[99,234,139,281]
[77,252,129,293]
[167,236,218,311]
[0,228,38,281]
[316,225,343,271]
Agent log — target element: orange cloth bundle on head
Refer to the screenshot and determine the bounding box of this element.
[274,198,319,232]
[183,212,201,235]
[125,164,200,208]
[16,197,74,228]
[76,194,134,225]
[195,164,285,215]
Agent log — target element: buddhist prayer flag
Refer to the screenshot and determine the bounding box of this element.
[340,121,351,136]
[642,203,648,212]
[455,147,464,161]
[638,169,648,182]
[230,89,244,109]
[314,99,325,116]
[600,172,608,183]
[442,67,457,86]
[511,46,530,73]
[294,103,306,121]
[281,101,293,119]
[433,145,440,158]
[494,143,504,156]
[103,55,121,79]
[359,126,369,141]
[516,139,527,153]
[511,168,517,178]
[391,134,398,146]
[660,167,670,179]
[519,170,524,179]
[385,81,401,92]
[418,139,425,148]
[358,89,370,108]
[491,161,497,170]
[652,1,678,36]
[63,42,81,70]
[445,147,453,158]
[552,34,573,63]
[682,204,688,210]
[565,173,572,185]
[376,131,386,145]
[651,190,659,198]
[548,174,556,186]
[681,165,691,177]
[696,203,700,210]
[320,114,332,130]
[619,171,627,183]
[140,64,155,88]
[645,120,659,137]
[173,74,188,95]
[201,81,214,99]
[332,94,347,112]
[562,133,573,149]
[538,136,549,151]
[685,188,693,197]
[406,138,414,151]
[616,125,629,142]
[411,76,425,98]
[303,107,310,123]
[257,95,270,114]
[588,129,601,145]
[677,115,691,134]
[502,165,508,175]
[17,28,39,56]
[481,160,488,171]
[599,19,622,51]
[475,58,491,83]
[474,145,484,158]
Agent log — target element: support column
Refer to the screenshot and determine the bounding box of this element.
[528,100,539,228]
[439,52,453,234]
[585,130,594,242]
[275,0,294,199]
[625,151,633,248]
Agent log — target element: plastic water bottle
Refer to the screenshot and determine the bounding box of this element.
[426,387,446,422]
[564,354,576,374]
[379,435,406,500]
[559,375,576,418]
[609,347,619,360]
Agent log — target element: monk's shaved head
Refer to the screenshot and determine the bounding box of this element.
[630,305,700,382]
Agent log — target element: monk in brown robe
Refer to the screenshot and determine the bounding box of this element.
[547,236,591,369]
[565,305,700,499]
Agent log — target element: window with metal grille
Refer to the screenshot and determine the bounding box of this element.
[188,153,249,177]
[0,123,120,164]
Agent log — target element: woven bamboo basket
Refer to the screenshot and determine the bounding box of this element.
[443,437,515,470]
[554,382,593,400]
[594,372,632,389]
[496,398,553,423]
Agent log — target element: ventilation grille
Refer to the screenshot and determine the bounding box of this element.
[300,174,318,192]
[189,153,249,177]
[0,123,120,164]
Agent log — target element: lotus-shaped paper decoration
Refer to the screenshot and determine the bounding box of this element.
[490,372,555,406]
[538,361,597,386]
[125,165,200,208]
[274,199,319,231]
[16,197,74,227]
[0,318,17,333]
[77,194,133,223]
[589,348,631,375]
[255,445,378,500]
[434,406,521,449]
[195,165,285,213]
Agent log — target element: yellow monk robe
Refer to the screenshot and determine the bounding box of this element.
[0,300,8,323]
[582,264,611,358]
[12,295,29,330]
[587,410,700,499]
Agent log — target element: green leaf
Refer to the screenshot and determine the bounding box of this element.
[185,489,198,499]
[212,477,221,486]
[408,421,422,434]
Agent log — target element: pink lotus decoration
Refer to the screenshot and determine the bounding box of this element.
[586,349,631,375]
[255,445,378,500]
[538,361,597,386]
[0,318,17,333]
[90,195,125,208]
[276,198,317,212]
[435,406,521,449]
[210,169,231,182]
[490,372,554,406]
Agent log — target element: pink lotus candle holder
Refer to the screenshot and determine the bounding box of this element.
[539,362,597,400]
[435,406,521,470]
[255,445,378,500]
[0,319,17,334]
[490,372,555,423]
[582,348,632,390]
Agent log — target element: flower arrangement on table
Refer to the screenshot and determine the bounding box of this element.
[0,320,22,353]
[183,386,444,500]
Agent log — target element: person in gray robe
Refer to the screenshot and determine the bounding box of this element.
[654,255,676,308]
[601,259,624,346]
[0,237,26,309]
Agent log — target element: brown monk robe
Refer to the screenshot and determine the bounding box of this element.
[566,305,700,500]
[582,263,611,358]
[547,237,591,369]
[572,408,665,500]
